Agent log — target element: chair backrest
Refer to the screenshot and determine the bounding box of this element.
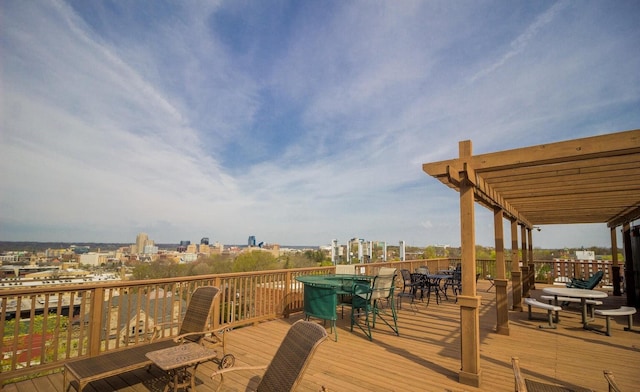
[258,320,329,392]
[178,286,219,342]
[352,282,373,308]
[586,271,604,289]
[372,268,396,301]
[400,269,412,284]
[335,264,356,275]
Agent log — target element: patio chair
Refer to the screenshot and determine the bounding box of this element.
[396,269,421,311]
[335,264,356,318]
[210,319,328,392]
[444,264,461,297]
[567,270,604,290]
[64,286,230,392]
[603,370,623,392]
[511,357,593,392]
[350,268,399,340]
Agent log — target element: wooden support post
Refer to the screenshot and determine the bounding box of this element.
[493,208,509,335]
[520,225,529,297]
[458,140,481,387]
[611,227,621,296]
[511,220,522,312]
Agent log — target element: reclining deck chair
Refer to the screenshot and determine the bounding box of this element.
[64,286,229,392]
[210,319,328,392]
[511,357,593,392]
[567,270,604,289]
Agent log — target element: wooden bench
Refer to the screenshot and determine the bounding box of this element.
[594,306,637,336]
[524,298,562,329]
[540,295,603,319]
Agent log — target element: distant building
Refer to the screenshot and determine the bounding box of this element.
[186,244,197,254]
[199,243,210,255]
[136,233,148,254]
[201,237,209,245]
[248,236,256,247]
[143,244,158,255]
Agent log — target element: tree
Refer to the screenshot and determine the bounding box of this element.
[233,251,278,272]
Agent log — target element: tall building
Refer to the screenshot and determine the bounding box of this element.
[136,233,148,255]
[248,236,256,247]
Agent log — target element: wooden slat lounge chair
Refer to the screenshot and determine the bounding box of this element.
[511,357,593,392]
[64,286,227,392]
[210,319,329,392]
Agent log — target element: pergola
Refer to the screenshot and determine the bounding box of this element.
[422,128,640,387]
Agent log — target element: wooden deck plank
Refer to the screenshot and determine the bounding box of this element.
[5,280,640,392]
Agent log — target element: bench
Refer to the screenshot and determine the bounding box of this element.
[594,306,637,336]
[524,298,562,329]
[540,295,603,319]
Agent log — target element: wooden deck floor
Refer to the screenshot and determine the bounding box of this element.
[5,280,640,392]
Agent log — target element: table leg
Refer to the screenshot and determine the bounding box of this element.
[581,298,588,328]
[553,295,560,323]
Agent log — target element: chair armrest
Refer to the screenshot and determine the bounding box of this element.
[211,364,268,379]
[211,364,268,391]
[603,370,622,392]
[173,328,225,345]
[511,357,527,392]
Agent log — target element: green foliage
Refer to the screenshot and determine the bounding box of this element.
[233,251,279,272]
[3,314,68,338]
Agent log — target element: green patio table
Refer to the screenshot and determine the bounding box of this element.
[296,274,373,341]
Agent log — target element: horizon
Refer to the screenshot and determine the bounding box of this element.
[2,2,638,249]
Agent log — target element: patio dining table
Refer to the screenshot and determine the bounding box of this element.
[541,287,608,329]
[295,274,374,340]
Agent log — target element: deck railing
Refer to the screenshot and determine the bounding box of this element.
[0,257,617,385]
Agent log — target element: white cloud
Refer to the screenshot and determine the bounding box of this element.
[1,1,638,247]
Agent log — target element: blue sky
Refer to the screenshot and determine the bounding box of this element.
[1,1,639,248]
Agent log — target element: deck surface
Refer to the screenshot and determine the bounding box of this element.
[4,281,640,392]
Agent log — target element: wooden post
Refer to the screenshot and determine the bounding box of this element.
[520,225,529,297]
[458,140,481,387]
[611,227,621,296]
[493,208,509,335]
[89,287,104,356]
[528,228,535,290]
[511,220,522,311]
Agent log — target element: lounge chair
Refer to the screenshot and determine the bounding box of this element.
[64,286,230,392]
[511,357,593,392]
[567,270,604,290]
[210,319,328,392]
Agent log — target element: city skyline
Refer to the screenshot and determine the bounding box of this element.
[1,1,639,248]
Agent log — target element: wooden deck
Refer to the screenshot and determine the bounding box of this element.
[5,280,640,392]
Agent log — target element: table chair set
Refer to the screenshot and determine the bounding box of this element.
[525,271,637,336]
